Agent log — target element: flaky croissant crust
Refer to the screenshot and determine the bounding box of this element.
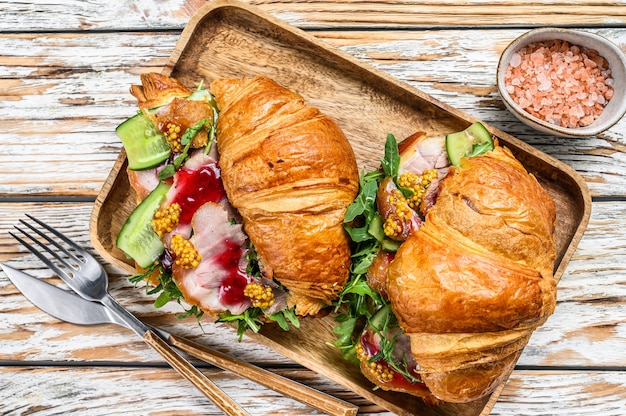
[130,72,191,110]
[211,76,359,315]
[388,146,556,335]
[386,143,557,403]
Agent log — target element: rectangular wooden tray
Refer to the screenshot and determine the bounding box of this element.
[90,1,591,414]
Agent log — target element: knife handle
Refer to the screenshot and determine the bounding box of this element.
[143,330,249,416]
[166,333,358,416]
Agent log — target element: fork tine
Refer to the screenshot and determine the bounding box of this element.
[17,218,83,267]
[9,230,74,282]
[25,214,88,257]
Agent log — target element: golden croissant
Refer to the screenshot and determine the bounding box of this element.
[210,76,360,316]
[354,131,557,404]
[119,73,358,324]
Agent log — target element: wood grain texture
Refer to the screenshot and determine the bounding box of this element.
[1,0,626,414]
[142,330,250,416]
[0,201,624,415]
[1,28,624,197]
[0,0,625,31]
[166,334,359,416]
[492,371,626,416]
[88,5,590,413]
[319,28,626,197]
[3,201,624,368]
[0,366,369,416]
[1,366,625,416]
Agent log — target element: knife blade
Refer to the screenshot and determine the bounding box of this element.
[1,262,130,329]
[0,262,359,416]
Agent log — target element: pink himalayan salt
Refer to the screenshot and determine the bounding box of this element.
[504,39,614,129]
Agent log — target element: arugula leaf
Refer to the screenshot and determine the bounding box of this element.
[218,305,300,341]
[343,170,384,243]
[218,308,263,341]
[181,118,208,146]
[333,316,359,348]
[268,307,300,331]
[128,262,158,285]
[128,263,204,321]
[176,305,204,321]
[470,141,494,157]
[344,171,381,223]
[280,307,300,328]
[154,291,172,309]
[331,134,426,386]
[204,121,216,155]
[157,118,210,180]
[344,134,403,244]
[157,164,176,181]
[381,134,400,179]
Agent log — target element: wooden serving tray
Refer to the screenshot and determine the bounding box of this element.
[90,1,591,414]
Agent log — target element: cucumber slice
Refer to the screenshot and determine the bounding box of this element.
[369,304,392,332]
[116,182,169,268]
[381,238,402,253]
[116,112,171,170]
[445,122,494,166]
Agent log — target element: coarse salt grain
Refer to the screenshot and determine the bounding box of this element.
[504,39,614,128]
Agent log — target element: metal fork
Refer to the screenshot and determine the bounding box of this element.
[11,214,249,416]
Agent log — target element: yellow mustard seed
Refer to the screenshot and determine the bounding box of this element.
[397,169,437,209]
[152,203,181,237]
[164,122,184,153]
[243,282,275,309]
[383,190,413,239]
[170,234,201,269]
[383,216,403,238]
[356,341,394,382]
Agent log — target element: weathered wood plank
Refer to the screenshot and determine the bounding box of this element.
[492,370,626,416]
[321,28,626,197]
[0,366,371,415]
[0,29,624,197]
[0,203,291,366]
[520,200,626,367]
[1,0,625,31]
[0,366,624,416]
[1,1,624,415]
[1,202,625,368]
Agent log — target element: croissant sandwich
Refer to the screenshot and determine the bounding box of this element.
[115,73,359,335]
[335,125,557,404]
[114,73,556,404]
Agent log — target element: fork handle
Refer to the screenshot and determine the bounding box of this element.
[143,330,249,416]
[166,333,358,416]
[99,295,248,414]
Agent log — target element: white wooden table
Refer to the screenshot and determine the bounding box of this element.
[1,1,626,415]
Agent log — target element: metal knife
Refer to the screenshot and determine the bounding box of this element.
[0,262,358,416]
[1,262,130,328]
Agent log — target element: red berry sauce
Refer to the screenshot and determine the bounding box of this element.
[360,329,426,391]
[172,163,226,224]
[215,239,250,306]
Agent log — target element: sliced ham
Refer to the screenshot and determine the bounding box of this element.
[173,202,252,315]
[398,132,449,175]
[398,133,451,217]
[177,148,218,172]
[358,324,436,404]
[127,166,161,202]
[160,150,227,240]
